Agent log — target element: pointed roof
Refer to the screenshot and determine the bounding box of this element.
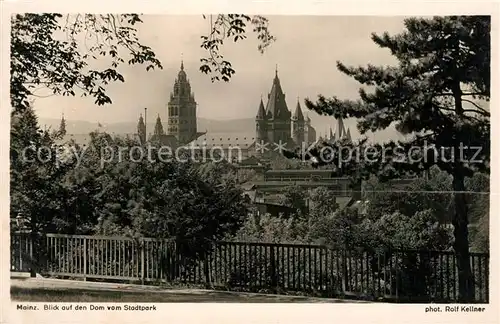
[346,128,352,141]
[329,127,335,141]
[137,114,145,126]
[256,97,266,119]
[59,113,66,126]
[293,98,304,121]
[58,112,67,136]
[265,67,289,119]
[329,116,352,142]
[137,113,146,136]
[154,114,164,136]
[177,60,187,80]
[337,117,346,138]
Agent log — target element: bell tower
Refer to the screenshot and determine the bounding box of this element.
[255,96,267,142]
[264,66,291,144]
[292,97,305,145]
[167,61,198,144]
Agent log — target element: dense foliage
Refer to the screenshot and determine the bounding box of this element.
[284,16,490,302]
[11,13,275,112]
[10,12,274,274]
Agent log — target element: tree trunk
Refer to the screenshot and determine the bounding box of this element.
[452,173,475,302]
[450,58,475,302]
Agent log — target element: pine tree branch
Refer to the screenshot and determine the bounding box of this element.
[435,92,488,97]
[461,99,489,116]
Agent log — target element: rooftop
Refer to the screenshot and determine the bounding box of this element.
[265,169,349,176]
[252,180,349,187]
[188,132,256,148]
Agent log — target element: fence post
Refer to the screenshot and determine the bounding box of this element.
[342,250,349,293]
[83,238,87,281]
[19,235,23,272]
[141,239,145,285]
[270,245,277,292]
[203,249,211,288]
[29,233,36,278]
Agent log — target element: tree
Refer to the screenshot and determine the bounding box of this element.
[279,185,308,217]
[286,16,490,302]
[10,13,274,112]
[57,114,67,138]
[364,167,454,223]
[85,136,248,277]
[308,187,339,218]
[465,172,489,252]
[10,13,274,277]
[310,206,365,249]
[10,104,79,275]
[200,15,275,82]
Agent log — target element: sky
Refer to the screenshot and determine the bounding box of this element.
[33,15,407,136]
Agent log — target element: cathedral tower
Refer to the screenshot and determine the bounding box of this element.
[154,114,165,137]
[332,117,352,142]
[264,67,291,144]
[255,97,267,142]
[137,114,146,144]
[167,61,198,144]
[58,113,67,137]
[292,98,305,145]
[304,114,316,145]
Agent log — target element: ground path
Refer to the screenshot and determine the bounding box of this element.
[11,276,370,303]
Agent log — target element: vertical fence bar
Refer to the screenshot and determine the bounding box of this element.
[297,248,301,290]
[141,239,145,284]
[359,252,365,293]
[485,255,489,303]
[477,254,482,302]
[19,235,23,272]
[471,255,476,301]
[83,237,87,281]
[269,245,276,292]
[452,254,456,301]
[292,247,296,290]
[395,253,399,301]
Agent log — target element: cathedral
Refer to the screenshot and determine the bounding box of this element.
[135,62,352,161]
[187,66,320,160]
[54,62,352,162]
[136,61,205,148]
[255,68,316,148]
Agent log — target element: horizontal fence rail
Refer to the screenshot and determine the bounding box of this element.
[10,233,489,303]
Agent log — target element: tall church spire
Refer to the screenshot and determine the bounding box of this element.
[292,96,305,145]
[339,118,346,138]
[256,97,266,119]
[346,128,352,141]
[58,112,66,137]
[256,96,267,142]
[293,97,304,121]
[137,113,146,144]
[154,114,165,136]
[265,67,289,119]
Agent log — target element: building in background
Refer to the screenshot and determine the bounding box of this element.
[188,68,319,161]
